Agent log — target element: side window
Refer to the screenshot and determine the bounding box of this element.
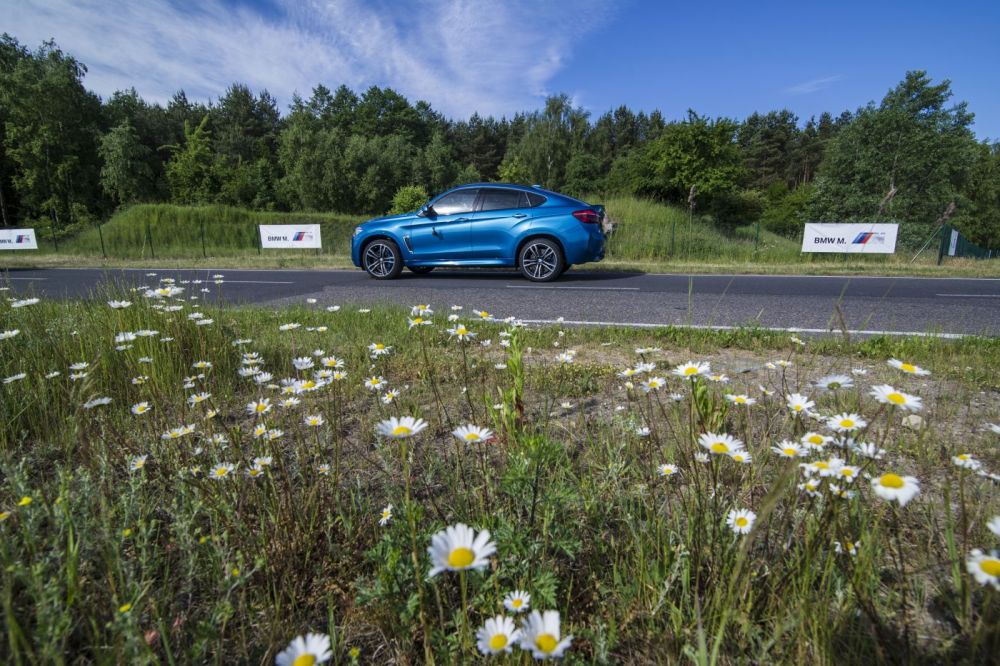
[479,188,524,212]
[526,192,547,207]
[432,189,479,216]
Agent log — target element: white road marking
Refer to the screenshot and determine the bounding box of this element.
[506,285,640,291]
[519,318,972,339]
[935,293,1000,298]
[216,280,294,285]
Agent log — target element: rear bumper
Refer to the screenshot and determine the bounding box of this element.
[563,226,606,264]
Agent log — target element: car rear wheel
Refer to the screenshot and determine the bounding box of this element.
[519,238,564,282]
[363,239,403,279]
[407,266,434,274]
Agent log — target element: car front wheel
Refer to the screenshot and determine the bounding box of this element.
[362,239,403,279]
[519,238,564,282]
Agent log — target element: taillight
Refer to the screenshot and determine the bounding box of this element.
[572,209,600,224]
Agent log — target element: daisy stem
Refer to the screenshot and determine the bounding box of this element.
[459,341,476,421]
[459,569,471,656]
[419,332,451,430]
[402,439,435,665]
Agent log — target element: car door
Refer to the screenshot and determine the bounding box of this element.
[407,188,479,261]
[468,188,532,260]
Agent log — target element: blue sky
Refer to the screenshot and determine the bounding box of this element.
[8,0,1000,138]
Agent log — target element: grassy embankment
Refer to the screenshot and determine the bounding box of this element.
[4,198,996,277]
[1,286,999,662]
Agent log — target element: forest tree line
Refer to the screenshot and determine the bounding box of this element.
[1,34,998,247]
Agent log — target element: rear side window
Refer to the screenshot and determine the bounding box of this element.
[526,192,546,207]
[432,189,479,215]
[479,188,524,212]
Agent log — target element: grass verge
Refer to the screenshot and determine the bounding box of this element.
[1,286,999,662]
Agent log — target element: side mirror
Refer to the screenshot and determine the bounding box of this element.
[418,205,435,218]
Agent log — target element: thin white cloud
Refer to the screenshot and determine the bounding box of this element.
[785,75,842,95]
[5,0,614,117]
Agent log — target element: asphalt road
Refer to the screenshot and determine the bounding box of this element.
[4,266,1000,337]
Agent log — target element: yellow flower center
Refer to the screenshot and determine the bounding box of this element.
[814,461,829,470]
[17,497,31,506]
[413,318,423,324]
[392,426,412,437]
[535,634,558,653]
[489,634,508,650]
[735,517,748,527]
[840,419,854,428]
[464,433,480,441]
[447,547,475,568]
[374,344,384,350]
[887,392,906,405]
[879,473,904,489]
[684,366,697,376]
[512,598,523,608]
[783,448,797,456]
[732,454,746,462]
[710,442,729,454]
[456,327,467,335]
[649,380,660,388]
[807,435,823,445]
[734,397,746,403]
[214,468,228,477]
[840,468,855,477]
[980,559,1000,577]
[119,603,131,613]
[901,363,916,373]
[255,404,267,412]
[793,405,802,412]
[958,454,970,461]
[292,655,316,666]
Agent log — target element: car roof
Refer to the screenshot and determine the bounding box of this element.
[443,182,579,205]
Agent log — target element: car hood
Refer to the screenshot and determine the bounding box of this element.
[362,212,415,226]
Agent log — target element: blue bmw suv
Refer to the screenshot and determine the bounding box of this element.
[351,183,606,281]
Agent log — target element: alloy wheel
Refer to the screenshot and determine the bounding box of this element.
[521,242,558,280]
[364,242,396,278]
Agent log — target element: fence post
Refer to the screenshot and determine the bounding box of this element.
[256,226,261,255]
[97,221,107,259]
[937,224,949,266]
[146,221,156,259]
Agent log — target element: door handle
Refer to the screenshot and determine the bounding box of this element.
[455,217,469,222]
[512,213,528,219]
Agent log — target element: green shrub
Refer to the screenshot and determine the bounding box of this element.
[389,185,429,214]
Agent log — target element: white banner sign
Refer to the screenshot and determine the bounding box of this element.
[259,224,322,249]
[801,223,898,254]
[0,228,38,250]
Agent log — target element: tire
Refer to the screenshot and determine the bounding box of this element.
[518,238,564,282]
[407,266,434,274]
[362,239,404,280]
[561,264,572,275]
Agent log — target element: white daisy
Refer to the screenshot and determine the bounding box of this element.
[672,361,709,378]
[727,508,756,535]
[476,615,521,655]
[870,385,922,411]
[519,610,572,659]
[828,413,867,433]
[888,358,930,376]
[697,432,744,456]
[379,504,393,526]
[785,393,814,415]
[427,523,496,576]
[375,416,428,439]
[966,549,1000,590]
[871,472,920,506]
[504,590,531,614]
[452,425,494,444]
[275,633,332,666]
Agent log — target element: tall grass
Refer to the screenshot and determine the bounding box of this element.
[51,204,364,259]
[26,199,992,271]
[1,287,999,662]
